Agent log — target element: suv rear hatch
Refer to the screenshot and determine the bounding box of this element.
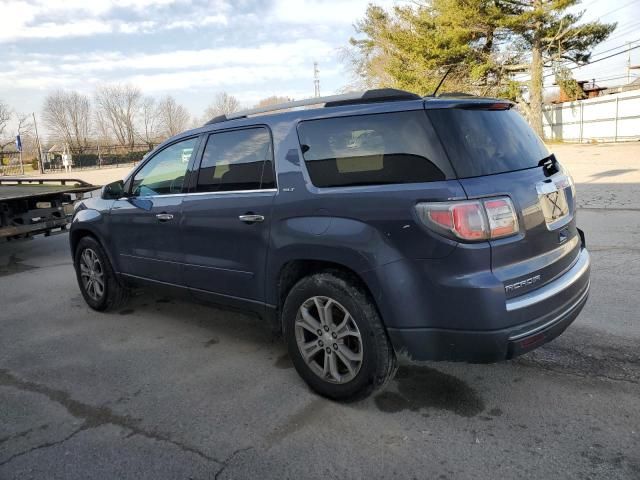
[426,104,582,299]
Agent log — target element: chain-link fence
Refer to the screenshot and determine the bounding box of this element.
[0,152,24,176]
[44,144,156,172]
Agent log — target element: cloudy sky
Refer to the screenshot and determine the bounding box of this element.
[1,0,638,130]
[1,0,400,124]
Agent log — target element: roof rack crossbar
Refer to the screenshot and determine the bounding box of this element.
[204,89,420,125]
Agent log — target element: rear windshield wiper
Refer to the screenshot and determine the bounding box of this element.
[538,153,559,177]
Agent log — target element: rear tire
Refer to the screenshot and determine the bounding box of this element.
[74,236,129,312]
[282,272,397,401]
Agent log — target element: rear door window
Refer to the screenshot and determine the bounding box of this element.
[297,111,452,188]
[196,127,275,192]
[427,108,549,178]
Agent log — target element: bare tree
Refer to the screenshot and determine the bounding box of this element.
[136,96,161,148]
[95,84,142,150]
[204,92,241,119]
[156,95,190,139]
[254,96,292,108]
[42,90,91,153]
[94,110,113,145]
[0,100,11,139]
[15,113,39,163]
[0,100,13,152]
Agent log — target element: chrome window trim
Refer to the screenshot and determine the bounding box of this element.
[506,248,590,312]
[122,188,278,200]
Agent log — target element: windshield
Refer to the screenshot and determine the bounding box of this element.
[427,108,549,178]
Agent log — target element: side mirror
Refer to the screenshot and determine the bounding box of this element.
[101,180,125,200]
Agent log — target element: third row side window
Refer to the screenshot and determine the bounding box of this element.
[297,111,451,188]
[197,127,275,192]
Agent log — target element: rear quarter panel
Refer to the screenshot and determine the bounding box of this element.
[263,115,467,309]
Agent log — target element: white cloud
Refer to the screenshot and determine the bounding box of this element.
[0,40,340,94]
[271,0,402,24]
[6,19,114,40]
[5,39,334,76]
[165,14,228,30]
[0,0,228,42]
[118,21,157,34]
[57,39,333,72]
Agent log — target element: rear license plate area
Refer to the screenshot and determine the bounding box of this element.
[537,178,570,230]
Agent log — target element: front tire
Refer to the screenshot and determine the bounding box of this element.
[74,236,129,311]
[282,272,397,401]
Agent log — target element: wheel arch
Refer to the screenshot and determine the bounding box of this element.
[69,227,118,274]
[274,259,382,331]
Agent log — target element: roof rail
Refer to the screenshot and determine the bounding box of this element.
[204,88,420,125]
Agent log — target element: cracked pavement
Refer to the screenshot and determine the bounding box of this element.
[1,145,639,479]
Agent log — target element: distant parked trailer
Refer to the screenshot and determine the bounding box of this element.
[0,178,97,240]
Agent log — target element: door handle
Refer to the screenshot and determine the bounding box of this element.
[156,213,174,222]
[238,214,264,223]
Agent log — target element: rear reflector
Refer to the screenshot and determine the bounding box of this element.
[517,332,546,349]
[416,197,519,242]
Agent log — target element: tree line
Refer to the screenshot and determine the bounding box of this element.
[0,89,293,163]
[44,86,212,154]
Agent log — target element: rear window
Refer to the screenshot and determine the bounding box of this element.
[196,127,274,192]
[427,108,549,178]
[297,111,451,188]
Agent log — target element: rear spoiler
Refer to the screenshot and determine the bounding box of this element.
[424,96,515,110]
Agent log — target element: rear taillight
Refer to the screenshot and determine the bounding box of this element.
[483,198,519,239]
[415,197,519,242]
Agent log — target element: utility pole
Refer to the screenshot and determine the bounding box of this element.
[313,62,321,98]
[529,0,544,137]
[32,113,45,174]
[628,41,631,84]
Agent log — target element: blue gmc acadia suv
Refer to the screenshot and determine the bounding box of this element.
[70,89,591,400]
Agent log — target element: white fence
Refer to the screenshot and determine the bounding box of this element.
[542,89,640,142]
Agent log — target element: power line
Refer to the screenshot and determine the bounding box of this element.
[596,0,640,19]
[591,38,640,57]
[543,43,640,78]
[584,73,638,82]
[606,24,640,43]
[537,43,633,80]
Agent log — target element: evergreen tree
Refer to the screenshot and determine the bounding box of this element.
[348,0,615,135]
[501,0,615,134]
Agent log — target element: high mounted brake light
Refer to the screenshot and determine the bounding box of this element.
[487,103,511,110]
[459,102,513,110]
[415,197,519,242]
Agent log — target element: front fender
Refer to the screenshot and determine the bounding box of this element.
[69,201,115,268]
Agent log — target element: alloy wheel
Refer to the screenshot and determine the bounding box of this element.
[294,296,364,384]
[79,248,105,301]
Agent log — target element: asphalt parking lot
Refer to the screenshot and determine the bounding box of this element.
[1,143,639,479]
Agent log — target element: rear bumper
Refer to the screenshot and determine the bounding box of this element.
[387,248,591,363]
